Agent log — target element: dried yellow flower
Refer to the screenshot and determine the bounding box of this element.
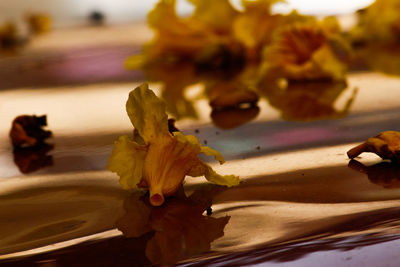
[347,131,400,162]
[107,84,239,206]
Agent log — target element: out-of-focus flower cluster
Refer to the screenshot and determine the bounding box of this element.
[0,13,51,52]
[126,0,358,125]
[128,0,349,82]
[349,0,400,75]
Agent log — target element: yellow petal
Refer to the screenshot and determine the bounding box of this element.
[204,165,240,187]
[126,83,170,142]
[173,132,225,163]
[173,132,239,186]
[143,136,201,206]
[106,135,147,190]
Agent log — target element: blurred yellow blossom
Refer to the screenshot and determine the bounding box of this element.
[233,0,285,61]
[26,13,51,34]
[131,0,242,68]
[261,18,349,82]
[351,0,400,44]
[0,22,18,50]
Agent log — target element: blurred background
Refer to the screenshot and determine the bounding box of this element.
[0,0,374,27]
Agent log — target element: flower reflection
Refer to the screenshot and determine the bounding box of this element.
[258,81,357,121]
[116,186,230,266]
[13,143,54,174]
[349,159,400,188]
[211,106,260,130]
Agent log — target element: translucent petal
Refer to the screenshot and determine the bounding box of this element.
[204,165,240,187]
[143,135,206,206]
[126,83,169,142]
[173,132,225,163]
[106,135,147,190]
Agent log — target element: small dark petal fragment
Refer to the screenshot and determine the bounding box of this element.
[167,118,180,133]
[9,115,52,148]
[206,206,213,216]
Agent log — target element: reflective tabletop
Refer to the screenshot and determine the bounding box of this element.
[1,23,400,267]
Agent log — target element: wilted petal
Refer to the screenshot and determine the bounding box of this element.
[107,135,147,190]
[173,132,240,186]
[126,83,170,142]
[173,132,224,163]
[204,166,241,187]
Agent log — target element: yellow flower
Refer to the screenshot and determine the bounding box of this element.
[107,84,239,206]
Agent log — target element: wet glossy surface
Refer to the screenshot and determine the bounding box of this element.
[1,23,400,266]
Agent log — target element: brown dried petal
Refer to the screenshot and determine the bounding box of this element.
[347,131,400,162]
[9,115,52,148]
